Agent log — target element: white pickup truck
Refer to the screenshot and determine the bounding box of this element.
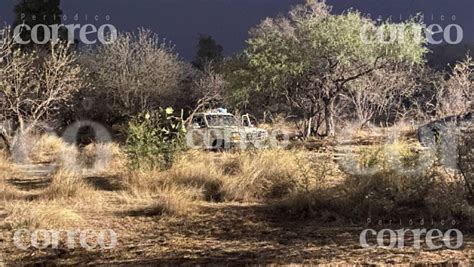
[188,109,268,150]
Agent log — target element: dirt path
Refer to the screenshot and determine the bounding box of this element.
[3,195,474,265]
[12,164,55,190]
[2,164,53,267]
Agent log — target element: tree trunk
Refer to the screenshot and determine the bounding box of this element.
[0,129,11,153]
[324,98,335,136]
[306,117,312,139]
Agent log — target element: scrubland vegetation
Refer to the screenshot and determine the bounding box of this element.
[1,126,473,264]
[0,1,473,265]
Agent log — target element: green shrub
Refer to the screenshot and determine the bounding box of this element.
[126,107,186,170]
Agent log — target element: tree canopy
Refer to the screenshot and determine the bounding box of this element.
[13,0,64,48]
[193,35,224,71]
[239,2,428,135]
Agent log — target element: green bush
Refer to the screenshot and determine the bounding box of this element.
[125,107,186,170]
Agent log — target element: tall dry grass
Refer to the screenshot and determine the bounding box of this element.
[120,168,165,196]
[27,134,82,171]
[81,142,128,175]
[0,152,23,201]
[8,130,472,224]
[30,134,128,176]
[117,149,316,217]
[160,149,315,202]
[3,201,83,230]
[218,150,304,201]
[27,135,313,205]
[29,134,67,163]
[41,168,100,203]
[165,151,226,202]
[2,142,97,230]
[278,140,474,221]
[143,185,198,216]
[118,168,201,216]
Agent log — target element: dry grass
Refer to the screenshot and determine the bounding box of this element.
[1,143,95,232]
[121,168,166,196]
[219,150,304,201]
[339,140,428,177]
[113,140,474,222]
[30,135,128,175]
[163,149,311,202]
[143,185,197,216]
[272,138,474,221]
[118,167,201,216]
[3,201,83,230]
[0,152,17,177]
[117,149,312,217]
[27,134,81,168]
[29,134,68,163]
[9,131,472,229]
[25,137,320,205]
[0,152,23,201]
[81,142,128,175]
[0,181,23,201]
[57,143,81,169]
[120,151,221,201]
[41,168,99,202]
[166,151,226,201]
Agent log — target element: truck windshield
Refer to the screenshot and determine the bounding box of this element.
[206,115,239,127]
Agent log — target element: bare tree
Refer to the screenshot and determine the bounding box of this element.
[342,64,419,125]
[0,32,85,152]
[436,55,473,117]
[81,28,189,124]
[186,61,226,125]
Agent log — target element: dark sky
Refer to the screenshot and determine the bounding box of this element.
[1,0,473,60]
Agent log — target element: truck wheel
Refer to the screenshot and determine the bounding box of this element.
[212,139,225,152]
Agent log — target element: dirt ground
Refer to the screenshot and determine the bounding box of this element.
[1,164,474,266]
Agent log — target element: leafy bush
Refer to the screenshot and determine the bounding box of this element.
[126,107,186,170]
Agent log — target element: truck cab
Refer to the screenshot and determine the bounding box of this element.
[189,109,268,150]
